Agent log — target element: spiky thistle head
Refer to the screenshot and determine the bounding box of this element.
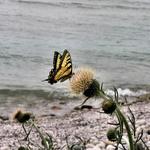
[12,109,31,123]
[70,68,100,98]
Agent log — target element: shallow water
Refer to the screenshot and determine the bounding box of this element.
[0,0,150,101]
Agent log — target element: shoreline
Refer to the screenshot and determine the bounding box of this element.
[0,95,150,149]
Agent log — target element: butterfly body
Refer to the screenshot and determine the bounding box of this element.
[44,50,73,84]
[47,69,57,84]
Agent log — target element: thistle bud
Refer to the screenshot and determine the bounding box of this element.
[18,146,29,150]
[107,128,118,142]
[102,99,116,114]
[135,142,145,150]
[70,144,85,150]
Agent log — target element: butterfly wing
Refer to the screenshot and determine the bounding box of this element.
[44,50,72,84]
[53,51,62,71]
[54,50,72,82]
[47,51,62,84]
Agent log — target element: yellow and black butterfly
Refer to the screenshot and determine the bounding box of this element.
[43,50,73,84]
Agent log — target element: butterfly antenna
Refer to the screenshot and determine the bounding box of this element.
[42,79,48,82]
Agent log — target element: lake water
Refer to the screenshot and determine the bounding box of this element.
[0,0,150,102]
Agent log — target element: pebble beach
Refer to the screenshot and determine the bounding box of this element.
[0,95,150,150]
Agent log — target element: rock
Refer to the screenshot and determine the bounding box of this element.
[0,115,9,121]
[147,129,150,135]
[137,93,150,102]
[1,146,11,150]
[146,141,150,148]
[89,137,99,145]
[95,142,106,149]
[51,105,62,110]
[86,143,95,149]
[81,105,93,110]
[106,145,115,150]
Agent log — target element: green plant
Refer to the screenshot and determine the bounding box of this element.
[100,87,149,150]
[70,68,149,150]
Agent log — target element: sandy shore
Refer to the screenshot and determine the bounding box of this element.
[0,95,150,150]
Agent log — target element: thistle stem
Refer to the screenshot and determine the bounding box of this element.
[115,109,123,136]
[80,97,90,106]
[116,107,135,150]
[32,123,49,150]
[99,90,111,101]
[99,90,135,150]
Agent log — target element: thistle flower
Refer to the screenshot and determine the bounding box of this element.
[70,68,100,102]
[13,109,31,123]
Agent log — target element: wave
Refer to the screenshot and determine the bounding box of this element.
[105,88,148,97]
[0,87,149,102]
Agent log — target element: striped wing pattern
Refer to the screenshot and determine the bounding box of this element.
[47,49,72,84]
[54,50,72,82]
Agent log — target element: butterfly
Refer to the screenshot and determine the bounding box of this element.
[43,50,73,84]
